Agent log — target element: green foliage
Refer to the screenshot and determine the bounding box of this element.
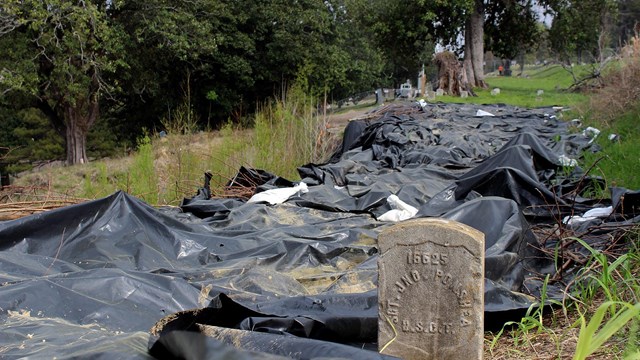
[98,0,389,140]
[0,0,128,164]
[206,90,218,102]
[573,302,640,360]
[350,0,447,84]
[542,0,619,62]
[86,118,122,160]
[4,108,64,173]
[616,0,640,45]
[485,1,542,60]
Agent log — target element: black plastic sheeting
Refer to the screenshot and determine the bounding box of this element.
[1,102,639,359]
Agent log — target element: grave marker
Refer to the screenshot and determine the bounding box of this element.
[378,218,484,360]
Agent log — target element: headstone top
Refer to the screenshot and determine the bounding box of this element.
[378,218,483,252]
[378,218,484,360]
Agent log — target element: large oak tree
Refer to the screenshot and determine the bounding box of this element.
[0,1,125,164]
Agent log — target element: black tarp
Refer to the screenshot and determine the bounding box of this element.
[1,102,638,359]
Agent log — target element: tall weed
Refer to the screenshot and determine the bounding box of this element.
[205,122,250,192]
[161,101,199,136]
[252,85,332,180]
[161,73,199,135]
[128,135,158,203]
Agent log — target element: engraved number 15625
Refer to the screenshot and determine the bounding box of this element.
[407,250,448,265]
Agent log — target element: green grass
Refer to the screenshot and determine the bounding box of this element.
[433,65,589,108]
[581,107,640,190]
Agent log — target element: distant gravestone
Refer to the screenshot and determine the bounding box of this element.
[426,90,436,101]
[378,218,484,360]
[460,91,469,98]
[436,89,445,97]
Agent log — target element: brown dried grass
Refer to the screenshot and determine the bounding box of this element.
[0,185,86,220]
[580,35,640,125]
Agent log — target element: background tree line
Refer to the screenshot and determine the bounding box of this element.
[1,0,638,170]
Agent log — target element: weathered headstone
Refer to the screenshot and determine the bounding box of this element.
[426,90,436,101]
[435,89,445,97]
[378,218,484,360]
[460,90,469,98]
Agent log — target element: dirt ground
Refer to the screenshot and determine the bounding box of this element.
[326,104,378,131]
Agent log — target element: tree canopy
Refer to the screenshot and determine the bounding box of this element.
[541,0,618,63]
[0,0,631,167]
[485,0,541,60]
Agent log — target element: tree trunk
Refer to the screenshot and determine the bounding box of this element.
[464,0,487,88]
[63,96,99,165]
[518,52,525,76]
[65,114,88,165]
[464,26,474,87]
[435,51,475,97]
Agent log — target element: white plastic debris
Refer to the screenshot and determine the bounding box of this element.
[490,88,500,96]
[571,119,582,127]
[608,133,619,141]
[582,126,601,139]
[248,182,309,205]
[377,194,419,222]
[562,206,613,225]
[476,109,495,117]
[558,155,578,167]
[418,99,428,110]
